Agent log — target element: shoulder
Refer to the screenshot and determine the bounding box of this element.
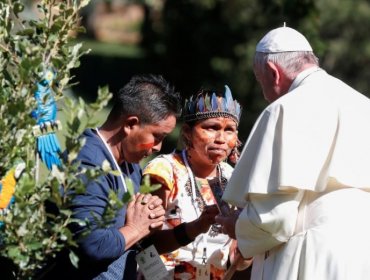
[77,129,107,165]
[249,102,283,136]
[144,152,184,171]
[144,153,180,176]
[143,152,184,190]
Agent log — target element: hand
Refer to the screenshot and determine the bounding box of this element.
[196,204,220,233]
[229,239,253,271]
[185,204,219,239]
[215,209,240,239]
[124,193,165,240]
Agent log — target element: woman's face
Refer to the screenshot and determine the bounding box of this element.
[185,117,238,165]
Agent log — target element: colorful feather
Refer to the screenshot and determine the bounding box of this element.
[198,95,204,112]
[224,85,234,114]
[211,92,218,110]
[204,94,211,111]
[224,85,232,105]
[182,85,242,123]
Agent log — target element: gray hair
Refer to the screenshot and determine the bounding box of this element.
[254,51,319,80]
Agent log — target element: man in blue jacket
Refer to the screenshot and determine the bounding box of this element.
[61,74,182,279]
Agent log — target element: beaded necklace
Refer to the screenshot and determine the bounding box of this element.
[181,149,225,236]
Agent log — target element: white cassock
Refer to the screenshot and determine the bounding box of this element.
[223,67,370,280]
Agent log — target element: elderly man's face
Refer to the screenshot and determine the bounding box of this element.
[254,66,277,103]
[254,62,288,103]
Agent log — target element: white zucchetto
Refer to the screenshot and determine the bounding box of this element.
[256,26,313,53]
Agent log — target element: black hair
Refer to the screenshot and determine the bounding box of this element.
[109,74,182,124]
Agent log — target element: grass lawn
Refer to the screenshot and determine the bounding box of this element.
[74,39,145,58]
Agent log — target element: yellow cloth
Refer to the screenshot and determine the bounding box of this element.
[0,169,16,209]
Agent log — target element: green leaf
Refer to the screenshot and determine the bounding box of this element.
[17,173,35,195]
[139,174,161,194]
[109,170,121,176]
[80,0,90,8]
[7,246,20,259]
[69,250,79,268]
[122,178,135,203]
[13,3,25,16]
[27,242,43,250]
[51,19,64,33]
[101,160,112,172]
[75,26,87,34]
[70,117,81,132]
[16,28,34,36]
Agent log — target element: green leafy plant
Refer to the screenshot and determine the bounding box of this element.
[139,174,161,194]
[0,0,115,278]
[0,2,163,278]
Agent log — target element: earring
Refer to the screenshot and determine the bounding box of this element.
[228,139,242,164]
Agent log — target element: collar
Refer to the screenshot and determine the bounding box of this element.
[288,67,322,92]
[93,128,134,175]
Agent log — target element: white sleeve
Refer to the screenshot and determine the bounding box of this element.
[236,190,304,258]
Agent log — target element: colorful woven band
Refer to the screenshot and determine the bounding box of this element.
[182,85,241,124]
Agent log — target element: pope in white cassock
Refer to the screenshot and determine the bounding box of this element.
[216,26,370,280]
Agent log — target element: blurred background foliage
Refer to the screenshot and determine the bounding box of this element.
[67,0,370,154]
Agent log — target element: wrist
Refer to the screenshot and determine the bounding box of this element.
[187,219,205,237]
[120,223,145,250]
[173,222,195,246]
[236,256,253,271]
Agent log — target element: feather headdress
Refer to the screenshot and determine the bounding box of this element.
[182,85,242,124]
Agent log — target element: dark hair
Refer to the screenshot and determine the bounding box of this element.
[109,74,182,124]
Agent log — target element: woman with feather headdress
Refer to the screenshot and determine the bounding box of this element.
[142,86,250,279]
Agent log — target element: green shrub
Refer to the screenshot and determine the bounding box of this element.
[0,1,113,278]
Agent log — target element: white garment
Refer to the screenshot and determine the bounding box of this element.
[223,68,370,279]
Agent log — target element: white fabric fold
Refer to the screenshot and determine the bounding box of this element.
[235,191,303,258]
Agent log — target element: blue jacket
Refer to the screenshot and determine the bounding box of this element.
[69,128,141,279]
